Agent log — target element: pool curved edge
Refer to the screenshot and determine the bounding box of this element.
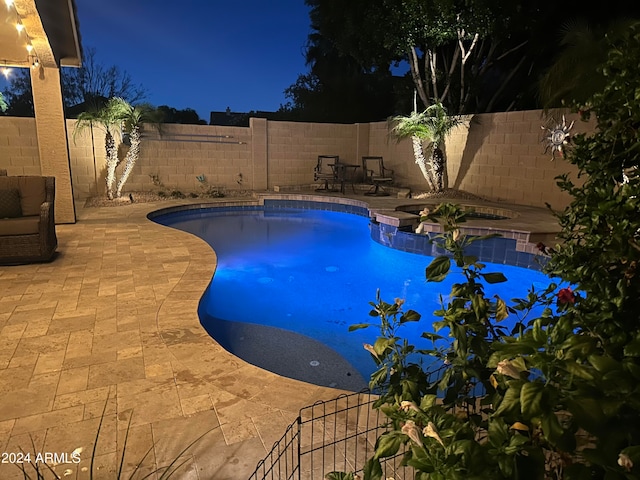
[147,195,553,395]
[198,301,368,391]
[147,197,375,393]
[144,201,364,398]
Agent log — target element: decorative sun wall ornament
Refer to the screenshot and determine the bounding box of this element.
[541,115,574,160]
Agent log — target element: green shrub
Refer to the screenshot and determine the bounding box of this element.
[329,21,640,480]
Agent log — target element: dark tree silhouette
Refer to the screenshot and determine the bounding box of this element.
[294,0,640,116]
[1,47,147,117]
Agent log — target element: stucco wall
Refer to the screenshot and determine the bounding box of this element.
[0,109,590,211]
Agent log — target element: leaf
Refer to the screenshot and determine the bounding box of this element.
[495,298,509,321]
[369,366,388,386]
[488,417,509,446]
[532,319,547,343]
[564,361,595,381]
[481,272,508,284]
[373,337,395,356]
[420,395,437,409]
[510,422,530,432]
[363,457,383,480]
[400,309,421,323]
[421,332,444,341]
[520,382,544,417]
[325,473,354,480]
[623,338,640,357]
[621,445,640,463]
[406,445,435,472]
[348,323,371,331]
[494,382,522,416]
[566,397,605,433]
[471,295,487,320]
[373,431,403,459]
[587,354,621,373]
[541,413,564,447]
[426,255,451,282]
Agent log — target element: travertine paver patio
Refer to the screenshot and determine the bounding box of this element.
[0,197,354,480]
[0,192,560,480]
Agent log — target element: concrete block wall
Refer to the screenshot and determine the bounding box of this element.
[65,122,253,197]
[368,110,590,210]
[445,110,589,210]
[367,121,415,186]
[126,123,252,194]
[0,109,594,210]
[66,120,105,199]
[267,121,358,188]
[0,117,41,176]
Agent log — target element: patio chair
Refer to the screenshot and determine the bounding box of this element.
[314,155,339,191]
[363,156,394,196]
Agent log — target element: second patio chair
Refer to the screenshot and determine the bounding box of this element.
[362,156,394,196]
[314,155,339,191]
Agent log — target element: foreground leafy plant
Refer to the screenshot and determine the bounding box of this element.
[328,21,640,480]
[340,204,550,479]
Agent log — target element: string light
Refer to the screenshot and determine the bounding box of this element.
[4,0,38,68]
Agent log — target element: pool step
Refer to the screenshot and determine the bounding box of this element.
[373,210,419,228]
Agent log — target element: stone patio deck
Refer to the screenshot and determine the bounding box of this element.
[0,192,560,479]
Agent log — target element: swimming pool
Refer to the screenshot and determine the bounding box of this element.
[151,204,553,390]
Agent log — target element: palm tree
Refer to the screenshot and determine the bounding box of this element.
[390,103,463,192]
[74,97,130,199]
[115,102,162,198]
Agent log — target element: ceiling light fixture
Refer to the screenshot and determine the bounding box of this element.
[5,0,14,8]
[16,22,24,33]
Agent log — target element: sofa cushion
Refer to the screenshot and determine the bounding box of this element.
[0,176,46,216]
[0,216,40,236]
[0,189,22,218]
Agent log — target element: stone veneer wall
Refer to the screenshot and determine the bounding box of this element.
[0,109,591,211]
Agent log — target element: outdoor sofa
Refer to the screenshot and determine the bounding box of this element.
[0,175,57,264]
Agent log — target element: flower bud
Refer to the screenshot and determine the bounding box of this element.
[423,421,445,446]
[618,453,633,472]
[401,420,423,445]
[399,400,420,413]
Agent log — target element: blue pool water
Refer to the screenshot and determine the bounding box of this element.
[153,206,553,389]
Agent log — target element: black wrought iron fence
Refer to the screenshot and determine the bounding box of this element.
[247,390,412,480]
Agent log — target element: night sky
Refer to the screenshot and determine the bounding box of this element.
[73,0,312,120]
